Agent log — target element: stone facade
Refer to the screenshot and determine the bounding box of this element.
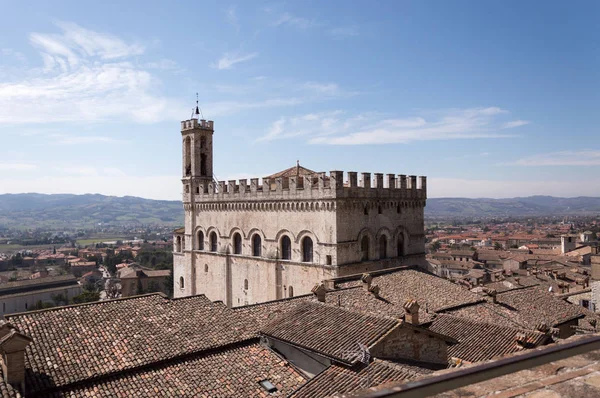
[173,118,427,306]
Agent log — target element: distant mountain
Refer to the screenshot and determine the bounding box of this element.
[1,194,599,229]
[0,193,183,229]
[427,196,600,218]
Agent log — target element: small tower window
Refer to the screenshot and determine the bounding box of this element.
[175,236,182,253]
[281,236,291,260]
[326,255,332,265]
[302,237,313,263]
[252,234,262,257]
[233,233,242,255]
[180,276,185,289]
[289,286,294,298]
[244,279,249,290]
[204,264,208,272]
[184,137,192,176]
[378,205,382,214]
[210,232,218,252]
[364,206,369,215]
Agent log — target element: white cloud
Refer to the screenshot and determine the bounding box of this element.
[260,107,521,144]
[273,12,314,29]
[503,120,530,129]
[0,174,182,200]
[330,26,359,37]
[49,134,123,145]
[0,163,37,171]
[226,5,240,32]
[513,150,600,166]
[53,166,127,176]
[429,177,600,198]
[213,52,258,70]
[1,48,27,63]
[0,22,183,125]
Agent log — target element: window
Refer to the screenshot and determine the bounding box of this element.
[233,233,242,254]
[378,205,382,214]
[289,286,294,298]
[581,299,590,309]
[302,237,313,263]
[281,236,292,260]
[200,154,207,176]
[210,232,218,252]
[175,236,182,253]
[397,205,401,214]
[197,231,204,250]
[364,206,369,215]
[397,236,405,257]
[361,236,370,261]
[252,234,262,257]
[326,255,332,265]
[179,276,185,289]
[196,186,200,194]
[204,264,208,272]
[185,185,190,193]
[379,235,387,259]
[244,279,249,290]
[184,137,191,176]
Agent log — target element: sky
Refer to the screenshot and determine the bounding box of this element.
[0,1,598,200]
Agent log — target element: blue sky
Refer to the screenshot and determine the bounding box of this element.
[0,1,598,200]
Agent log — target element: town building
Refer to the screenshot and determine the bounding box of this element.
[173,117,427,306]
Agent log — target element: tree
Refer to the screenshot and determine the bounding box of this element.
[72,291,100,304]
[494,242,502,250]
[430,241,442,252]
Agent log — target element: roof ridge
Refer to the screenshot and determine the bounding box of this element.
[6,292,169,318]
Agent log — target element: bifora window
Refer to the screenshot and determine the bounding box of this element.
[210,232,218,252]
[302,237,313,263]
[280,235,291,260]
[252,234,262,257]
[233,233,242,254]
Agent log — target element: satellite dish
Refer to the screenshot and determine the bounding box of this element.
[548,286,553,292]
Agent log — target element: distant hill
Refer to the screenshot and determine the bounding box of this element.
[0,193,183,229]
[427,196,600,218]
[1,194,600,229]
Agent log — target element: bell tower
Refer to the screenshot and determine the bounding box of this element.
[181,103,214,202]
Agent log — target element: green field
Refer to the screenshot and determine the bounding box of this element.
[0,243,56,252]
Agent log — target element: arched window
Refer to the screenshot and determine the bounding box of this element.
[289,286,294,298]
[197,231,204,250]
[379,235,388,259]
[252,234,262,257]
[200,154,207,176]
[397,235,405,257]
[184,137,191,176]
[210,232,218,252]
[233,233,242,255]
[175,236,182,253]
[361,236,370,261]
[179,276,185,289]
[302,237,313,263]
[244,279,249,290]
[281,236,291,260]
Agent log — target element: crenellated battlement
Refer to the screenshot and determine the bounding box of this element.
[182,171,427,203]
[181,118,214,132]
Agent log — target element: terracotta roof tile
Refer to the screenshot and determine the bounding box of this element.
[261,301,398,364]
[428,315,550,363]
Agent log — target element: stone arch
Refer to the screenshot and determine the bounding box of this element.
[295,230,319,245]
[247,227,266,241]
[301,236,314,263]
[232,232,243,255]
[194,226,206,250]
[356,228,375,261]
[252,234,262,257]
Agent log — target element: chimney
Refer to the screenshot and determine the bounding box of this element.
[589,319,597,330]
[483,288,497,304]
[514,277,521,286]
[311,283,327,303]
[0,321,32,393]
[516,332,536,349]
[536,322,550,334]
[368,284,380,298]
[403,300,420,326]
[361,273,373,291]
